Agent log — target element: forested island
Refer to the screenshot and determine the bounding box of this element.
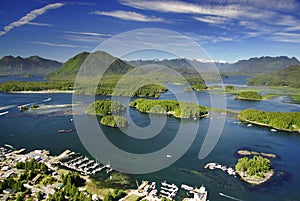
[129,98,208,119]
[100,115,128,128]
[184,83,207,92]
[86,100,126,116]
[238,109,300,132]
[86,100,127,128]
[235,156,273,185]
[235,91,262,100]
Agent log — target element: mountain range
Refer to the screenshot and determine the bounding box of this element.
[0,55,62,76]
[1,52,299,79]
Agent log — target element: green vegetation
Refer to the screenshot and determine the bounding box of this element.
[290,94,300,104]
[235,156,271,178]
[0,55,61,76]
[247,65,300,88]
[19,105,29,112]
[238,109,300,131]
[223,56,300,75]
[100,115,128,127]
[86,100,126,116]
[103,189,127,201]
[48,172,92,201]
[235,91,262,100]
[0,81,74,92]
[190,83,207,91]
[130,98,208,119]
[225,85,235,92]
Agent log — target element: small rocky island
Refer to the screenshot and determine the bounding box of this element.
[235,155,273,185]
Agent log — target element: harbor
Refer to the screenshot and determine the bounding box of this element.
[51,150,111,176]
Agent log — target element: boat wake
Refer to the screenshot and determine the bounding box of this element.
[0,111,8,116]
[219,193,243,201]
[0,105,17,110]
[43,97,52,102]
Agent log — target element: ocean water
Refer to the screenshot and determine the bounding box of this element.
[0,76,300,200]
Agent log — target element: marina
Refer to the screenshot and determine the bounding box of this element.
[52,150,111,175]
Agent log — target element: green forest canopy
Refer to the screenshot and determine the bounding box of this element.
[100,115,128,128]
[87,100,126,116]
[130,98,207,119]
[247,65,300,88]
[235,156,271,178]
[236,91,262,100]
[238,109,300,131]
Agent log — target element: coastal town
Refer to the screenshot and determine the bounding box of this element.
[0,144,210,201]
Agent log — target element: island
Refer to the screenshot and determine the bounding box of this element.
[235,91,262,100]
[86,100,126,116]
[235,156,273,185]
[100,115,128,128]
[86,100,128,128]
[129,98,208,119]
[238,109,300,132]
[184,83,207,92]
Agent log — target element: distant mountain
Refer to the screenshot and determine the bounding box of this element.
[247,65,300,88]
[47,51,134,80]
[128,58,230,77]
[222,56,300,75]
[0,55,62,76]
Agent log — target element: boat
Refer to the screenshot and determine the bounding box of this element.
[270,128,277,132]
[247,123,252,127]
[166,154,173,158]
[57,129,75,133]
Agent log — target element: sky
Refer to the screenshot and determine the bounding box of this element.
[0,0,300,63]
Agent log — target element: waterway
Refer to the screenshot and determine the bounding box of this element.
[0,76,299,200]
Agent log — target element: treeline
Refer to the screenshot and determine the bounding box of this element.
[235,156,271,178]
[100,115,128,127]
[238,109,300,131]
[16,158,48,172]
[130,98,207,119]
[0,80,167,98]
[103,189,127,201]
[86,100,126,116]
[235,91,262,100]
[0,81,73,92]
[247,65,300,88]
[48,172,91,201]
[185,83,207,92]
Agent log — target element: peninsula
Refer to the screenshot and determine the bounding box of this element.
[238,109,300,132]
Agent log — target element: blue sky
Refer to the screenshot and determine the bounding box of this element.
[0,0,299,63]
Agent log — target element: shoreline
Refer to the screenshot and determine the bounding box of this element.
[238,115,300,133]
[10,90,74,94]
[236,170,274,185]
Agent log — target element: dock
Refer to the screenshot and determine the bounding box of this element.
[204,162,236,176]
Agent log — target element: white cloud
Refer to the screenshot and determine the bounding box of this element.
[194,16,229,24]
[63,31,113,37]
[27,22,52,26]
[30,41,90,48]
[0,3,64,36]
[92,10,164,22]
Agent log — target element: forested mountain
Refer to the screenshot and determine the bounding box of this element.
[0,55,62,76]
[47,51,134,80]
[221,56,300,75]
[247,65,300,88]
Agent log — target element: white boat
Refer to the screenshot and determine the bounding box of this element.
[270,129,277,132]
[247,123,252,127]
[166,154,173,158]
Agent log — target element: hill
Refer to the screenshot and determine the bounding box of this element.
[222,56,300,75]
[47,51,134,80]
[247,65,300,88]
[128,58,230,77]
[0,55,62,76]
